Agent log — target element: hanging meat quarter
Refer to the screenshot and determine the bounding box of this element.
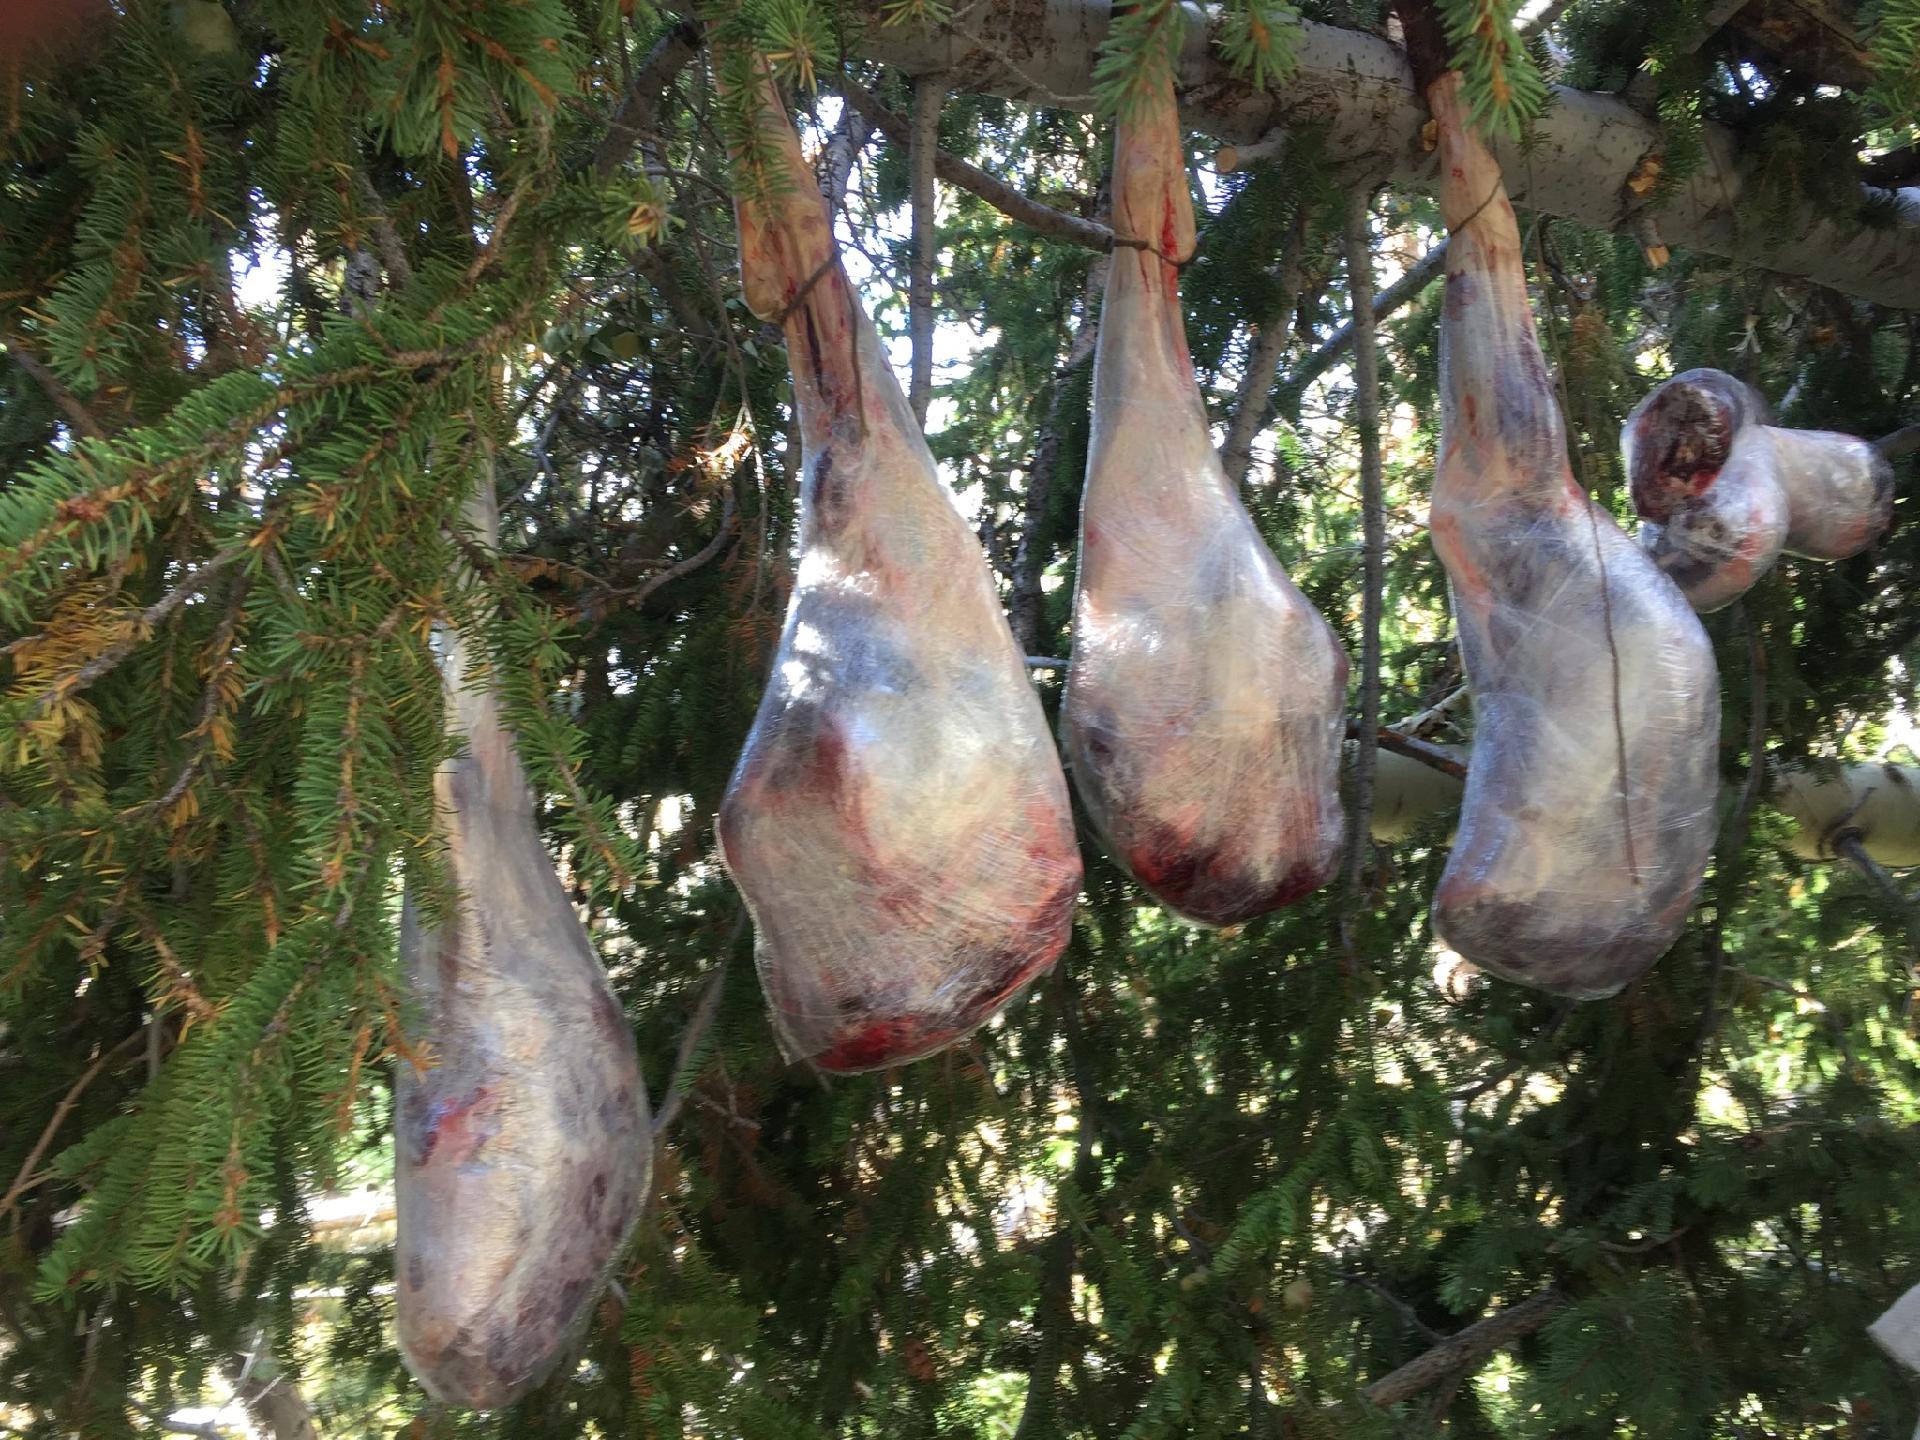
[1624,366,1894,612]
[715,59,1082,1072]
[1063,68,1348,927]
[1415,61,1720,997]
[395,482,649,1409]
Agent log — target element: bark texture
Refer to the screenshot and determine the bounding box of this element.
[855,0,1920,307]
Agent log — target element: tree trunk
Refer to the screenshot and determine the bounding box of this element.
[855,0,1920,308]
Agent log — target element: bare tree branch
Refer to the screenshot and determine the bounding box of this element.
[838,76,1117,253]
[1342,190,1386,921]
[1876,424,1920,460]
[4,337,107,440]
[1361,1287,1564,1407]
[1219,210,1310,489]
[595,19,705,181]
[1282,240,1447,407]
[908,74,944,425]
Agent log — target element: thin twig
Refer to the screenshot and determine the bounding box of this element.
[4,336,107,439]
[651,957,732,1142]
[1,1029,145,1224]
[1353,721,1469,780]
[594,19,705,181]
[838,76,1116,253]
[1342,190,1386,920]
[907,72,944,427]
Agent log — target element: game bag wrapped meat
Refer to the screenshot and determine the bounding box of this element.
[395,482,650,1408]
[1419,68,1720,998]
[1624,367,1893,611]
[1063,66,1347,926]
[715,60,1082,1071]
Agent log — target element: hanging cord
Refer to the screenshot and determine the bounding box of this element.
[1527,197,1640,885]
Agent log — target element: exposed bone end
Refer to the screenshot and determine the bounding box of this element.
[1622,368,1762,522]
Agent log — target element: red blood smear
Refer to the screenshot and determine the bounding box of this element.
[418,1086,499,1165]
[812,880,1076,1072]
[1126,830,1327,927]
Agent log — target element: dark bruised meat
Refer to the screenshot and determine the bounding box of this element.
[715,60,1081,1073]
[395,483,649,1410]
[1422,72,1719,998]
[1062,66,1346,927]
[1625,367,1894,611]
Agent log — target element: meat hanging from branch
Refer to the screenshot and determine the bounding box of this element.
[1062,67,1347,926]
[1623,367,1894,612]
[395,480,650,1409]
[715,57,1082,1073]
[1417,66,1720,998]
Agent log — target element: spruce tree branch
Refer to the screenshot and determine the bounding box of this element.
[651,957,730,1142]
[3,336,107,440]
[594,19,705,181]
[1220,209,1311,490]
[837,77,1117,253]
[907,72,943,427]
[28,542,250,719]
[1010,241,1107,650]
[1281,239,1447,406]
[1341,190,1385,920]
[1359,1286,1564,1407]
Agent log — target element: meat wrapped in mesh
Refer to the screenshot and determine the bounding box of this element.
[1421,72,1720,998]
[1063,67,1347,926]
[715,60,1081,1072]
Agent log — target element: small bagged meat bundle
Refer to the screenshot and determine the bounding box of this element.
[396,482,650,1409]
[1625,367,1894,612]
[1062,64,1347,926]
[1415,61,1720,998]
[715,59,1082,1072]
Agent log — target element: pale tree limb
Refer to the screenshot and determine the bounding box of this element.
[1281,239,1447,407]
[651,958,731,1143]
[1219,208,1311,490]
[857,2,1920,308]
[1341,189,1386,916]
[837,76,1117,253]
[908,73,944,426]
[594,19,705,182]
[1010,233,1109,651]
[1360,1287,1564,1407]
[220,1340,320,1440]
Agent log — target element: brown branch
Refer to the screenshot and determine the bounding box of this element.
[1010,238,1107,650]
[838,76,1116,253]
[4,337,107,440]
[907,73,943,427]
[1280,239,1447,407]
[1220,209,1311,490]
[650,957,731,1143]
[615,493,738,611]
[1354,721,1469,780]
[1361,1287,1564,1407]
[594,19,704,182]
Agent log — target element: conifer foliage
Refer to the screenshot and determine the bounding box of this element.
[2,0,1918,1436]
